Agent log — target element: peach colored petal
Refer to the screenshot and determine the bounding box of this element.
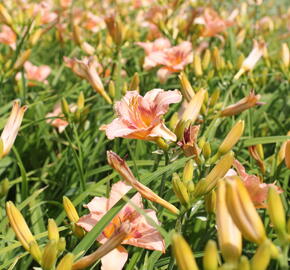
[108,181,133,208]
[77,213,102,231]
[150,122,177,141]
[85,197,109,214]
[101,245,128,270]
[157,68,173,83]
[124,209,165,252]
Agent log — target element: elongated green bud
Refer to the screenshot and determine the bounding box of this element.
[172,173,190,207]
[48,219,59,242]
[42,240,58,270]
[56,253,74,270]
[183,159,194,183]
[128,72,140,91]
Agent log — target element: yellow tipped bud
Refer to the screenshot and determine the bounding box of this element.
[193,54,203,76]
[196,152,234,196]
[225,176,266,244]
[186,181,195,194]
[154,137,169,151]
[56,253,74,270]
[122,81,128,95]
[128,72,140,92]
[212,47,222,70]
[267,187,286,236]
[0,4,12,26]
[77,91,85,110]
[202,49,211,70]
[250,239,271,270]
[48,219,59,242]
[182,89,206,123]
[169,112,179,130]
[29,29,43,46]
[209,89,220,107]
[203,240,218,270]
[171,233,199,270]
[202,142,211,160]
[183,159,194,183]
[58,237,66,253]
[174,120,187,141]
[61,98,70,117]
[216,181,242,263]
[285,140,290,169]
[237,256,250,270]
[6,201,38,252]
[172,173,190,207]
[204,190,216,214]
[0,178,9,197]
[218,120,244,155]
[281,43,290,69]
[13,49,31,70]
[108,80,115,98]
[63,196,79,223]
[42,240,58,270]
[72,222,130,270]
[29,241,43,264]
[179,72,195,102]
[236,54,245,70]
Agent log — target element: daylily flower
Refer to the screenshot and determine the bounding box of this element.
[228,160,282,208]
[177,125,201,157]
[234,40,266,80]
[64,56,112,104]
[77,181,165,270]
[83,12,105,33]
[46,103,77,133]
[23,61,51,85]
[194,8,237,37]
[0,25,16,49]
[156,41,193,83]
[136,38,171,70]
[0,100,27,159]
[100,89,181,142]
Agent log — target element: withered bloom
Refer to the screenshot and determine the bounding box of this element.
[178,125,201,158]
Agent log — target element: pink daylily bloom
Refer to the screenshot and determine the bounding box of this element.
[77,181,165,270]
[46,103,77,133]
[194,8,236,37]
[16,61,51,86]
[0,25,16,50]
[226,160,282,208]
[0,100,27,158]
[100,89,182,141]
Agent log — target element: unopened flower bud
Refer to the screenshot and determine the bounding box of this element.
[225,176,266,244]
[218,120,244,155]
[238,256,250,270]
[179,72,195,102]
[56,253,74,270]
[267,187,286,236]
[203,240,218,270]
[0,4,12,26]
[182,89,206,123]
[29,29,43,46]
[77,91,85,110]
[205,191,216,214]
[61,98,70,117]
[29,241,43,264]
[169,112,179,130]
[172,173,190,208]
[193,54,203,77]
[250,239,271,270]
[209,89,220,107]
[171,232,199,270]
[42,240,58,270]
[0,178,9,197]
[202,142,211,160]
[122,81,128,95]
[202,49,211,70]
[58,237,66,253]
[174,120,187,141]
[105,14,123,46]
[281,43,289,69]
[236,54,245,70]
[195,152,234,196]
[6,201,39,253]
[13,49,31,70]
[128,72,140,92]
[212,47,222,70]
[183,159,194,183]
[108,80,115,99]
[48,219,59,242]
[220,92,261,117]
